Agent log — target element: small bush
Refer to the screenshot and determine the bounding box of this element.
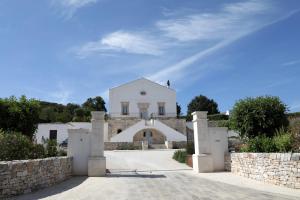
[216,120,230,128]
[58,149,67,156]
[273,128,293,152]
[46,139,58,157]
[241,135,276,153]
[208,114,229,121]
[173,150,187,163]
[230,96,288,139]
[186,142,195,155]
[30,144,46,159]
[0,131,33,161]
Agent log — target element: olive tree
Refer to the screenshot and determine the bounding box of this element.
[230,96,288,139]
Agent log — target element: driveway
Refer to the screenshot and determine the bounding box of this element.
[16,150,299,200]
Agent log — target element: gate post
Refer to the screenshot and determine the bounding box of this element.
[88,111,106,176]
[192,111,213,173]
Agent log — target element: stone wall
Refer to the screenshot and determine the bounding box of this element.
[104,142,142,150]
[0,157,72,198]
[225,153,300,189]
[107,118,141,140]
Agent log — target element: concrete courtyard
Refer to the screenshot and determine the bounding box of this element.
[16,150,300,200]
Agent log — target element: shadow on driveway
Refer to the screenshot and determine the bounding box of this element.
[15,176,88,200]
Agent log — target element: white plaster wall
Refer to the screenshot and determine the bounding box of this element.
[36,122,96,144]
[208,127,228,171]
[111,119,186,142]
[68,129,90,175]
[36,123,69,144]
[109,78,176,118]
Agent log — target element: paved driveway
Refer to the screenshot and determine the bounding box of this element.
[16,150,299,200]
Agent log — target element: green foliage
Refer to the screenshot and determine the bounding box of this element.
[208,114,229,121]
[0,131,33,160]
[176,102,182,117]
[287,112,300,119]
[187,95,219,121]
[230,96,288,139]
[58,149,67,156]
[0,96,40,138]
[82,96,107,112]
[273,128,293,152]
[185,142,195,155]
[240,129,293,153]
[172,150,187,163]
[31,144,46,159]
[38,96,107,123]
[46,139,58,157]
[73,108,90,122]
[289,121,300,152]
[216,120,230,128]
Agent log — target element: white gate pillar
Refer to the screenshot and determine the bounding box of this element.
[88,111,106,176]
[192,111,213,173]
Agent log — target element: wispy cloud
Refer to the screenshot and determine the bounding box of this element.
[48,83,72,104]
[282,59,300,66]
[52,0,98,19]
[156,0,271,42]
[75,31,165,58]
[149,1,299,83]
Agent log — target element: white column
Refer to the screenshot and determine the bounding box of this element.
[88,111,106,176]
[192,111,213,173]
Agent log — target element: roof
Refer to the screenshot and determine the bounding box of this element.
[109,77,175,92]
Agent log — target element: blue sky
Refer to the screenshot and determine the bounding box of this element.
[0,0,300,114]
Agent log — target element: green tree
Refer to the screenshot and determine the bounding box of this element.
[82,96,107,112]
[187,95,219,121]
[0,96,40,139]
[73,108,89,122]
[230,96,288,139]
[176,102,182,117]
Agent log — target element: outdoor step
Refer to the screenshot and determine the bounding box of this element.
[149,144,166,149]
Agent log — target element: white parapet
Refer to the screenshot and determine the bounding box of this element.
[88,111,106,177]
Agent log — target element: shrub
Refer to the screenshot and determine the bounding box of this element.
[241,135,276,153]
[273,128,293,152]
[187,95,220,121]
[58,149,67,156]
[290,121,300,152]
[230,96,288,139]
[0,96,40,139]
[186,142,195,155]
[208,114,229,121]
[216,120,230,128]
[173,150,187,163]
[46,139,58,157]
[30,144,46,159]
[0,131,33,161]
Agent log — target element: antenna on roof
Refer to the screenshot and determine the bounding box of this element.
[167,80,170,88]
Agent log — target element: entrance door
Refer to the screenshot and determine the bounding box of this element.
[144,130,152,145]
[140,108,148,120]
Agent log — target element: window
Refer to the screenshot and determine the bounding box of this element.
[121,102,129,115]
[49,130,57,141]
[117,129,122,134]
[158,102,165,116]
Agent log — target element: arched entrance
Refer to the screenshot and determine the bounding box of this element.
[133,128,166,145]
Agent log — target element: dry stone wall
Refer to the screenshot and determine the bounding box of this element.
[0,157,72,198]
[225,153,300,189]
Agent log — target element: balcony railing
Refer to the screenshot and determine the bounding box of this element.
[107,112,177,119]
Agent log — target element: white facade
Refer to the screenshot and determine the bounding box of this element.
[109,78,176,118]
[36,122,108,144]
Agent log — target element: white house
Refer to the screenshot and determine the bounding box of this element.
[35,78,187,146]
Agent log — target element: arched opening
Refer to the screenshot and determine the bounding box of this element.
[117,129,122,134]
[133,128,166,144]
